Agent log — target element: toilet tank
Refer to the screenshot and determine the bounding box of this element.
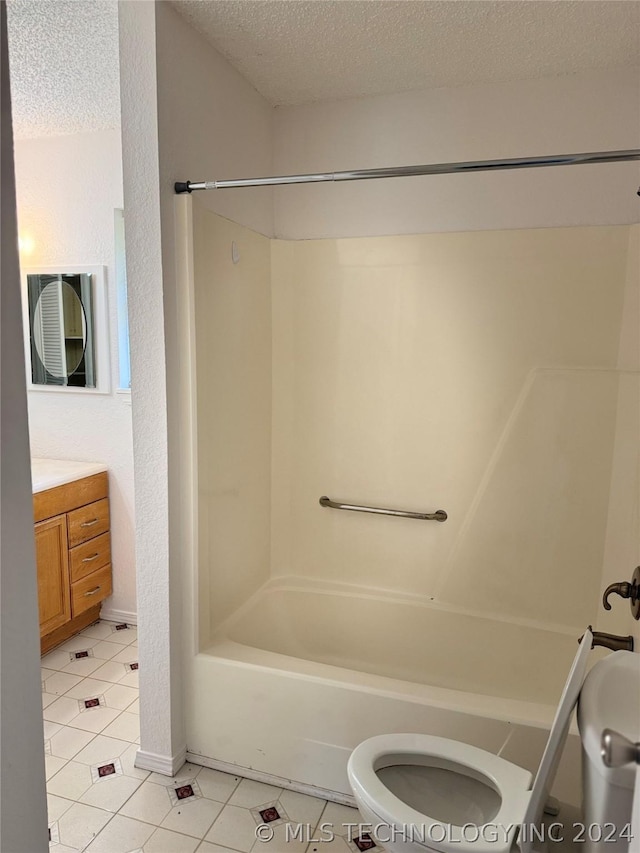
[577,651,640,847]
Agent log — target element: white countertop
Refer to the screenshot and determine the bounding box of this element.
[31,458,108,494]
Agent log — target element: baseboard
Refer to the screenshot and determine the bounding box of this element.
[186,752,357,808]
[99,606,138,626]
[136,745,187,776]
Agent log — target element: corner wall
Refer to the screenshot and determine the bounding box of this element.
[118,0,275,772]
[13,129,136,619]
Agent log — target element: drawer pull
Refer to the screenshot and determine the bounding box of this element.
[82,553,100,563]
[84,586,101,596]
[80,519,100,528]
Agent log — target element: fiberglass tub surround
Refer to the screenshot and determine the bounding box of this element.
[185,205,639,808]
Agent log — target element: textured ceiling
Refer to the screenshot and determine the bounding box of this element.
[172,0,640,106]
[6,1,640,138]
[6,0,120,139]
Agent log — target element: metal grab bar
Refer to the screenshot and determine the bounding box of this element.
[319,496,447,522]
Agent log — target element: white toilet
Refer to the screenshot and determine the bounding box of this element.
[347,627,593,853]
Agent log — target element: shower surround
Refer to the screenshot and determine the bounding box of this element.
[177,199,639,808]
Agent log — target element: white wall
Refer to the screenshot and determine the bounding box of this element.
[118,0,275,772]
[273,67,640,239]
[155,1,274,237]
[1,4,49,849]
[13,129,136,619]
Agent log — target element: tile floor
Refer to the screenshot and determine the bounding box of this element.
[42,620,364,853]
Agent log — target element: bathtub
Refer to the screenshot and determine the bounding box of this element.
[186,577,587,807]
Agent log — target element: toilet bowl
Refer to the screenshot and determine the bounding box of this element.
[348,627,593,853]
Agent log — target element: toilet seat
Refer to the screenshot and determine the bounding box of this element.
[349,733,532,853]
[348,629,594,853]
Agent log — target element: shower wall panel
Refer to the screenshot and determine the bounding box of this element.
[194,205,272,635]
[270,225,632,630]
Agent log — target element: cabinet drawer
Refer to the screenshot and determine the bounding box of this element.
[71,564,112,617]
[67,498,110,547]
[70,532,111,583]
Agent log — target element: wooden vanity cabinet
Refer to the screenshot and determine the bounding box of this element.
[34,472,113,654]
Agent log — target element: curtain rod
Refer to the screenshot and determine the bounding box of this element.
[174,148,640,194]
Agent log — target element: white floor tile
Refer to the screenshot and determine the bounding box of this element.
[49,726,95,759]
[161,797,223,839]
[47,793,75,822]
[120,743,151,780]
[67,704,122,734]
[43,719,63,740]
[73,734,131,766]
[84,814,155,852]
[79,772,143,812]
[101,710,140,742]
[47,760,93,800]
[205,804,261,852]
[120,779,174,825]
[52,845,84,853]
[278,790,325,827]
[250,821,309,853]
[196,768,241,804]
[317,803,360,837]
[91,639,129,660]
[229,779,284,809]
[57,634,101,653]
[62,655,105,677]
[57,801,112,849]
[43,696,81,725]
[306,834,352,853]
[119,669,139,688]
[128,697,140,714]
[80,621,117,640]
[42,691,58,709]
[110,646,139,665]
[42,648,77,672]
[144,827,200,852]
[91,660,129,683]
[63,677,114,700]
[103,682,138,710]
[41,666,57,683]
[148,763,203,787]
[198,843,243,853]
[45,754,68,781]
[107,625,138,644]
[44,671,84,696]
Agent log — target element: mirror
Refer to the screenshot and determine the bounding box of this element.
[27,273,95,387]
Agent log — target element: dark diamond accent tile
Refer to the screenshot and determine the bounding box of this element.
[97,762,116,778]
[127,662,139,671]
[354,835,376,851]
[175,784,195,801]
[75,650,90,659]
[84,697,101,709]
[259,807,280,823]
[115,623,129,631]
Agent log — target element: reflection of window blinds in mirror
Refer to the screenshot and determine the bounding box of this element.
[36,282,66,382]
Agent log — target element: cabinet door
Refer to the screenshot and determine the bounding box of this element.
[35,515,71,637]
